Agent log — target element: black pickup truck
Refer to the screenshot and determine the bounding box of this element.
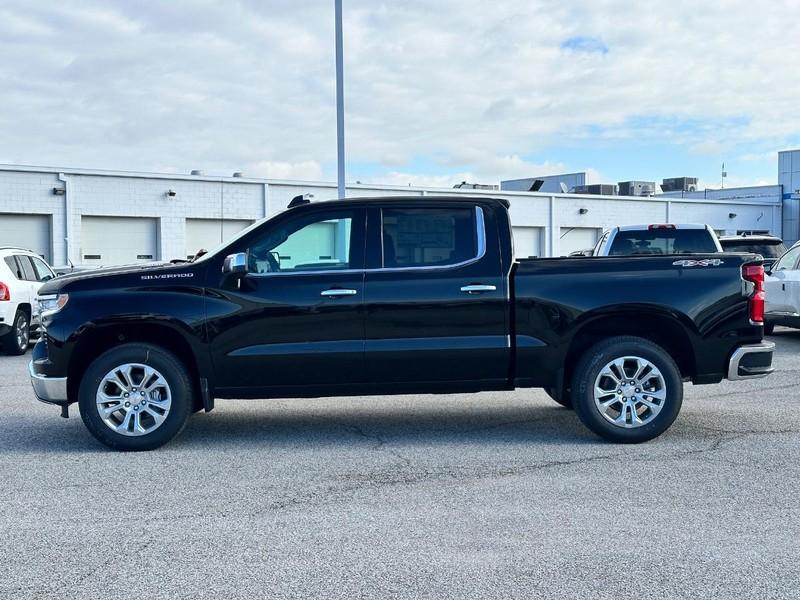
[30,196,774,450]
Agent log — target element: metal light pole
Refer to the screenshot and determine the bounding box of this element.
[335,0,346,199]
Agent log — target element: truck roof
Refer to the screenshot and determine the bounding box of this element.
[718,234,782,242]
[615,223,708,231]
[286,195,512,210]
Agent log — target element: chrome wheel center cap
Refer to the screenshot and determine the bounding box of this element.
[621,383,636,397]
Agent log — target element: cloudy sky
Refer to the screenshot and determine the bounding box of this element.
[1,0,799,189]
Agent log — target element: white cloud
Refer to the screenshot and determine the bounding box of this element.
[355,155,570,188]
[690,141,729,157]
[0,0,797,182]
[246,160,324,181]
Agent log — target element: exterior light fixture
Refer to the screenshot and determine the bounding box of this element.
[166,190,177,198]
[579,208,589,215]
[728,212,737,219]
[52,187,66,196]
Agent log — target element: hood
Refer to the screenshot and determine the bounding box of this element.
[39,261,199,294]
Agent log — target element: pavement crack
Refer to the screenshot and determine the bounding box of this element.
[336,421,413,466]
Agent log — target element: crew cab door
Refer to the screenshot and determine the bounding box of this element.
[362,203,509,385]
[206,207,366,392]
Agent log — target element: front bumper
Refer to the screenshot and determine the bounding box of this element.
[727,341,775,380]
[29,361,69,405]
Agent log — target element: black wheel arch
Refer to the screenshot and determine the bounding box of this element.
[67,322,206,411]
[561,309,696,394]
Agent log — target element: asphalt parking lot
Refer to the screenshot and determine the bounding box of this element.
[2,334,799,599]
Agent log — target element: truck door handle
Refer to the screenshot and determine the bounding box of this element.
[460,284,497,294]
[320,288,358,297]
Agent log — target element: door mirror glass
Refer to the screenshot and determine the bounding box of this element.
[223,252,248,275]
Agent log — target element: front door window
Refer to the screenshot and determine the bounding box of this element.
[247,211,355,274]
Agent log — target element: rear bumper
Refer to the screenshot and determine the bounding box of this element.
[29,361,69,405]
[727,341,775,380]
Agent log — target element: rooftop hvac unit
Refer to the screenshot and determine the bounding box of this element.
[618,181,656,196]
[662,177,699,192]
[575,184,618,196]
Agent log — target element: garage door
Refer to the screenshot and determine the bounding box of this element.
[559,227,601,256]
[513,226,543,259]
[0,213,51,262]
[186,218,253,259]
[81,216,158,266]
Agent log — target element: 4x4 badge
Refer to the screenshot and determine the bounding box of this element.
[672,259,725,267]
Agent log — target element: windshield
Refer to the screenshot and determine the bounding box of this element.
[719,240,786,258]
[608,229,718,255]
[190,216,269,263]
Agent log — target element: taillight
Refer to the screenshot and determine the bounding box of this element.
[0,282,9,301]
[742,264,765,323]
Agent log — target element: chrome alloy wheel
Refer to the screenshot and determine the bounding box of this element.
[593,356,666,428]
[15,314,28,351]
[95,363,172,436]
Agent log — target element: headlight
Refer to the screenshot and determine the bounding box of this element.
[38,293,69,318]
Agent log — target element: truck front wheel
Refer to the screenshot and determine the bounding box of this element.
[571,336,683,443]
[78,343,194,451]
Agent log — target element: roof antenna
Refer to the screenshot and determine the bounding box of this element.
[288,193,314,208]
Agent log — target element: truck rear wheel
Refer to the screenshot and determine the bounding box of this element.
[78,343,193,451]
[571,336,682,443]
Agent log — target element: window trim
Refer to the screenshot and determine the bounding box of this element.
[246,205,486,277]
[378,206,486,272]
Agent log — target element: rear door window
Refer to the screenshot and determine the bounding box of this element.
[15,255,37,281]
[381,207,478,268]
[609,229,718,255]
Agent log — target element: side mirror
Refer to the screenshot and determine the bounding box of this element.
[222,252,248,275]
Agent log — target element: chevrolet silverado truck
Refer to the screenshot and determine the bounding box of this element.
[29,196,774,450]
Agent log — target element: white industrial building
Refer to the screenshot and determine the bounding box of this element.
[0,153,795,268]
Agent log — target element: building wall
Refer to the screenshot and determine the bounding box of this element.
[0,164,784,265]
[501,172,586,193]
[779,150,800,245]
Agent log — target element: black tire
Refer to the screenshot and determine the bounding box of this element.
[764,322,775,336]
[571,336,683,443]
[1,309,30,356]
[78,343,194,451]
[544,387,573,409]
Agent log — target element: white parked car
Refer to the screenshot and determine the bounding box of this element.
[594,224,723,256]
[0,247,57,355]
[764,240,800,335]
